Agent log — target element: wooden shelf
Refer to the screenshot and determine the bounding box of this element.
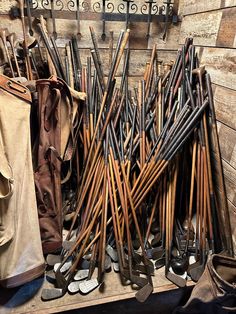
[0,269,194,314]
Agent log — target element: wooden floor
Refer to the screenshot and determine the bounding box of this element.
[0,269,193,314]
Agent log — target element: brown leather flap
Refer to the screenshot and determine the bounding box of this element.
[0,75,31,103]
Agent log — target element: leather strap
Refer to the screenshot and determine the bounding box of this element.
[0,74,31,103]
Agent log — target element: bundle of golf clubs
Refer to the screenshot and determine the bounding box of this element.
[36,28,233,302]
[0,0,232,305]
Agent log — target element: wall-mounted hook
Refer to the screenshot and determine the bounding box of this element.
[163,0,173,41]
[76,0,82,40]
[50,0,57,39]
[144,0,156,39]
[101,0,107,41]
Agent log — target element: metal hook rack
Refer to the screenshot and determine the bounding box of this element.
[10,0,180,40]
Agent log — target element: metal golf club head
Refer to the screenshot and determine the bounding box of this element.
[134,264,154,276]
[62,240,76,251]
[46,254,62,266]
[45,269,56,284]
[170,254,189,276]
[147,247,164,260]
[74,269,89,281]
[68,281,80,294]
[189,257,206,282]
[41,288,65,301]
[155,256,165,269]
[165,270,186,288]
[135,282,153,303]
[79,278,99,294]
[151,232,162,247]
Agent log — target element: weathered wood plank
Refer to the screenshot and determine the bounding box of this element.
[197,47,236,90]
[212,153,236,207]
[216,8,236,47]
[221,159,236,206]
[216,121,236,169]
[179,8,236,48]
[182,0,236,16]
[228,200,236,254]
[180,10,223,46]
[212,84,236,130]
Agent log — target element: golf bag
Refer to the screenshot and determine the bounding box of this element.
[174,254,236,314]
[0,75,45,288]
[34,76,81,254]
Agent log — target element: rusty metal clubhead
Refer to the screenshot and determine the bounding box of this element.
[135,282,153,303]
[165,270,186,288]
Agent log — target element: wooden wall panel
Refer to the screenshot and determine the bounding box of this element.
[228,200,236,252]
[213,84,236,130]
[179,8,236,48]
[197,47,236,90]
[182,0,236,16]
[222,160,236,207]
[217,122,236,169]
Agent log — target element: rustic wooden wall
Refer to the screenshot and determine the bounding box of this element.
[0,0,235,252]
[0,0,182,85]
[178,0,236,253]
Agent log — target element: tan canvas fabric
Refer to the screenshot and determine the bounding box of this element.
[0,75,45,288]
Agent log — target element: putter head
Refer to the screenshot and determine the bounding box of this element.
[135,283,153,303]
[41,288,64,301]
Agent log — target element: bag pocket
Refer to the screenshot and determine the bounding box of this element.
[0,149,14,246]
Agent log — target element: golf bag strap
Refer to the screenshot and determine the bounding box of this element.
[0,74,31,102]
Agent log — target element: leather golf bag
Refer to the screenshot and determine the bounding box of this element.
[34,76,82,254]
[174,254,236,314]
[0,75,45,288]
